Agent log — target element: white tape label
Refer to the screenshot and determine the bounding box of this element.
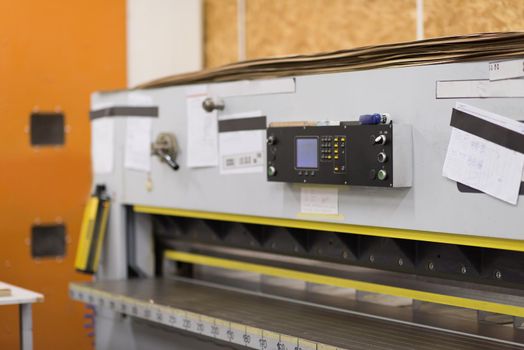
[489,59,524,81]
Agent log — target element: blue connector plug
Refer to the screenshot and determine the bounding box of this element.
[359,113,391,125]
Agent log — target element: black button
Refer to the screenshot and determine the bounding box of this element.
[369,169,376,180]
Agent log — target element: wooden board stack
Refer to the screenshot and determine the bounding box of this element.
[138,32,524,89]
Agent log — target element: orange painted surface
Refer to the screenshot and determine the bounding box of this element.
[0,1,126,349]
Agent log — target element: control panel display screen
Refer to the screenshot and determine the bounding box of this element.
[296,137,318,169]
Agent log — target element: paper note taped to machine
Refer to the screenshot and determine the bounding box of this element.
[218,111,266,175]
[443,103,524,205]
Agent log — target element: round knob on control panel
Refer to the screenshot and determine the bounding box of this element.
[267,135,276,145]
[377,169,388,181]
[377,152,387,163]
[374,134,387,145]
[267,166,277,177]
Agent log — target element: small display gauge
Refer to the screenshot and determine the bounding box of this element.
[295,137,318,169]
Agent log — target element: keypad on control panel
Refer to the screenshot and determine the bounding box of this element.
[320,135,347,173]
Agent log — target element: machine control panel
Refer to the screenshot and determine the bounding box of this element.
[267,123,412,187]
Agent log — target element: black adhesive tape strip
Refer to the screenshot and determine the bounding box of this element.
[90,106,159,119]
[218,116,267,132]
[457,182,524,195]
[450,109,524,154]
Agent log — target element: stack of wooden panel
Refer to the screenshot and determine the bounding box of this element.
[139,32,524,88]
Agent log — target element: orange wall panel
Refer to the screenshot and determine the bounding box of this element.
[0,1,126,349]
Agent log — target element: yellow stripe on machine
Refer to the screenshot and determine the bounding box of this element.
[135,205,524,252]
[164,250,524,317]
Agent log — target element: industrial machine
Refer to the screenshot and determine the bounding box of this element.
[71,34,524,349]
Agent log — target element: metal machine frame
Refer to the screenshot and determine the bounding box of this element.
[71,56,524,349]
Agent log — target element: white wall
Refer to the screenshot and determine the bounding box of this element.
[127,0,203,87]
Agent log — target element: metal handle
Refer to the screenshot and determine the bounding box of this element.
[158,151,179,170]
[202,97,225,112]
[151,133,179,171]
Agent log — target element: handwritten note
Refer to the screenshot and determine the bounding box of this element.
[443,103,524,204]
[300,187,339,215]
[219,111,265,175]
[443,128,523,204]
[186,96,218,168]
[91,118,114,174]
[124,117,152,172]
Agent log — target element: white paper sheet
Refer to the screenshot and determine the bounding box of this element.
[186,84,208,97]
[127,91,154,105]
[219,130,264,174]
[208,78,295,97]
[300,187,339,215]
[443,104,524,205]
[436,79,524,98]
[489,59,524,81]
[186,95,218,168]
[91,118,115,174]
[219,111,265,175]
[124,117,152,172]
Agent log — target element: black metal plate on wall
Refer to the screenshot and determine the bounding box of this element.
[30,112,65,146]
[266,124,393,186]
[31,224,66,258]
[457,182,524,195]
